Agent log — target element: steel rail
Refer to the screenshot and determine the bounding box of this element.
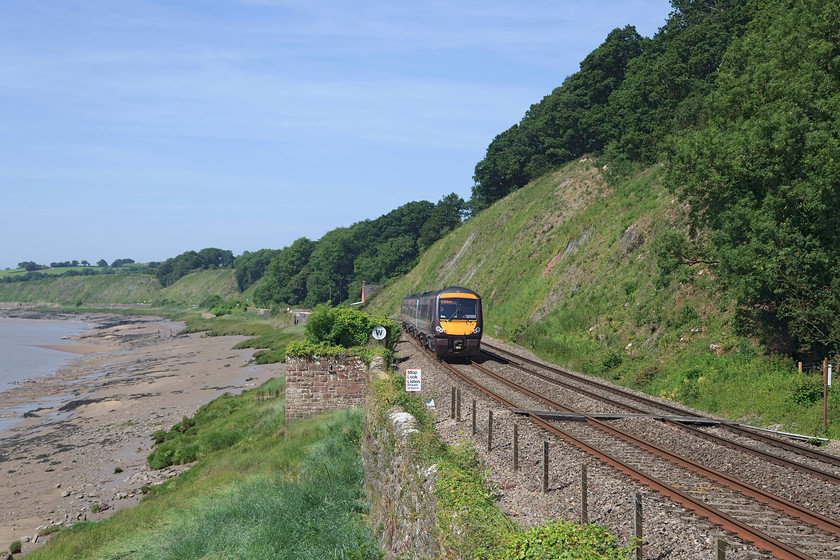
[480,347,840,486]
[467,358,840,540]
[424,349,816,560]
[482,342,840,468]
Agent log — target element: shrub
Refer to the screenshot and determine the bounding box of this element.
[602,351,623,371]
[305,305,399,349]
[502,521,632,559]
[792,375,823,406]
[9,540,22,554]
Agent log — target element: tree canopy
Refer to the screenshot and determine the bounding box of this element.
[156,248,235,287]
[252,195,465,308]
[470,0,750,211]
[665,0,840,355]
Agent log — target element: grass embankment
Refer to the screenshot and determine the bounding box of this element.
[366,158,840,439]
[26,379,381,560]
[0,268,241,308]
[0,274,161,305]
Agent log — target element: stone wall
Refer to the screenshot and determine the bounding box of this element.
[284,355,369,422]
[286,356,444,558]
[362,407,440,560]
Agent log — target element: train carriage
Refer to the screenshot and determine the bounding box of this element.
[401,286,482,358]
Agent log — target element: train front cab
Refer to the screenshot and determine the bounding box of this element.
[433,290,482,358]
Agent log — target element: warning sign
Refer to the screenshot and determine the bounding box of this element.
[405,368,422,392]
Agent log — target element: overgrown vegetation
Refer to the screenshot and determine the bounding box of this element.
[233,324,306,364]
[147,377,286,469]
[665,0,840,359]
[470,0,750,211]
[503,522,633,560]
[27,381,380,560]
[467,0,839,360]
[285,305,400,365]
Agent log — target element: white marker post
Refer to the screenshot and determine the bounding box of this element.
[405,368,422,392]
[371,326,387,341]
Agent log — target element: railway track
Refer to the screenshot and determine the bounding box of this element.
[414,339,840,559]
[480,341,840,486]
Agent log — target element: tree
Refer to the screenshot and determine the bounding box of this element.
[419,193,466,249]
[254,238,315,306]
[196,248,234,269]
[97,259,108,267]
[665,0,840,355]
[470,25,645,210]
[18,261,46,272]
[608,0,750,161]
[234,249,281,291]
[305,228,358,306]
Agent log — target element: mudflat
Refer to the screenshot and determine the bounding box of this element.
[0,312,284,555]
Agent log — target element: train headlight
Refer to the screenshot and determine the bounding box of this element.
[435,326,444,333]
[473,327,481,334]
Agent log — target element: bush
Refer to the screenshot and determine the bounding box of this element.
[305,305,399,349]
[502,521,632,559]
[792,375,823,406]
[10,540,22,554]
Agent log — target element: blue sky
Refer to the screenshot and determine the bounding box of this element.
[1,1,671,269]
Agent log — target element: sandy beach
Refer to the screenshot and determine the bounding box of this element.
[0,312,285,555]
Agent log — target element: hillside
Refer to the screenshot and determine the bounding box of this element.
[0,269,241,308]
[368,158,681,348]
[367,157,839,437]
[0,274,161,305]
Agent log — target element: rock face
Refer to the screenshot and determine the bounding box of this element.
[362,407,440,560]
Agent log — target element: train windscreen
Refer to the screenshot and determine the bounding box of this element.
[439,298,478,320]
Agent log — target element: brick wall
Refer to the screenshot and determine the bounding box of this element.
[285,354,369,422]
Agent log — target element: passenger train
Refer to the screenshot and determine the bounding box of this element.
[400,286,482,358]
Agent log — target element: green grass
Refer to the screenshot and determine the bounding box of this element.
[233,324,306,363]
[0,266,109,278]
[177,311,277,337]
[0,268,242,308]
[0,274,161,304]
[27,380,380,560]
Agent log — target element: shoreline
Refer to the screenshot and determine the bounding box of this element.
[0,311,284,555]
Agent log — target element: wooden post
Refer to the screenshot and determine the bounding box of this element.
[513,423,519,472]
[715,537,726,560]
[633,493,643,560]
[798,361,803,374]
[487,410,493,452]
[580,464,588,523]
[471,400,476,435]
[456,388,461,422]
[542,441,549,493]
[450,387,455,419]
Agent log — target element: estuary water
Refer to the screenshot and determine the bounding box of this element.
[0,317,91,394]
